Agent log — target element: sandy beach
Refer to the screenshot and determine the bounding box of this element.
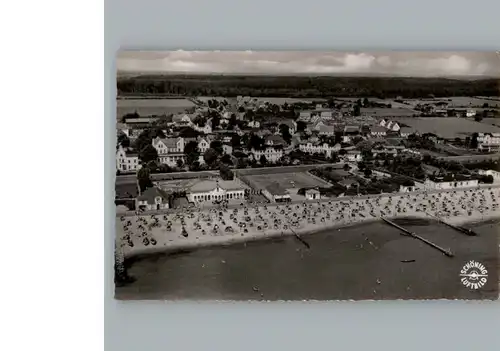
[115,185,500,259]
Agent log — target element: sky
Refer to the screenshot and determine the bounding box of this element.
[117,51,500,77]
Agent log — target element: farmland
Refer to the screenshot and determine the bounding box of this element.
[434,96,500,108]
[394,117,500,139]
[481,118,500,128]
[116,98,195,120]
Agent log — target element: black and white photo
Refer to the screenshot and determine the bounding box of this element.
[114,50,499,300]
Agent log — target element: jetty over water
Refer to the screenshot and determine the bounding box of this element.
[381,217,454,257]
[425,212,477,236]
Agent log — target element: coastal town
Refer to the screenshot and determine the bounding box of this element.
[115,92,500,255]
[113,57,500,300]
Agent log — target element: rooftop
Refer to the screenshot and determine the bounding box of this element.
[189,179,248,193]
[137,187,170,204]
[265,182,289,196]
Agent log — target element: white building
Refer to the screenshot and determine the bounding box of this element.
[399,185,417,192]
[317,124,335,136]
[222,144,233,155]
[320,111,333,119]
[116,145,141,172]
[152,137,186,167]
[279,120,297,135]
[197,137,210,153]
[424,177,479,190]
[380,119,400,132]
[262,182,291,203]
[172,114,192,126]
[478,169,500,182]
[466,109,476,117]
[305,188,321,200]
[299,142,339,158]
[299,111,312,121]
[248,120,260,128]
[399,127,415,138]
[477,133,500,152]
[345,150,363,162]
[136,187,170,211]
[187,179,248,204]
[193,123,212,134]
[370,126,387,137]
[251,147,284,163]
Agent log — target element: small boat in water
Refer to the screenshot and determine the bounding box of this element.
[401,259,416,263]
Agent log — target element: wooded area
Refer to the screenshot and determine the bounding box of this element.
[117,75,499,98]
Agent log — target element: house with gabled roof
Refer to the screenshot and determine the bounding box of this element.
[136,187,171,211]
[152,136,186,167]
[262,182,291,203]
[317,124,335,136]
[116,145,141,172]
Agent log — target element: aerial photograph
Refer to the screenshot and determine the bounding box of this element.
[113,51,500,300]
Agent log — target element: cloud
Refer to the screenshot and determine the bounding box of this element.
[117,51,499,77]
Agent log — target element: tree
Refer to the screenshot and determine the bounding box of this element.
[470,132,479,149]
[210,140,223,155]
[228,114,237,128]
[137,167,153,193]
[176,159,184,168]
[184,141,200,167]
[220,154,233,165]
[231,134,241,148]
[364,169,373,177]
[248,134,264,150]
[219,164,234,180]
[134,129,153,152]
[339,149,347,155]
[474,115,483,122]
[236,158,247,169]
[259,155,268,165]
[117,133,130,148]
[361,149,373,161]
[296,121,307,133]
[343,164,350,171]
[139,144,158,163]
[279,124,292,144]
[203,148,219,166]
[363,97,369,107]
[353,104,361,116]
[210,114,221,129]
[176,126,198,138]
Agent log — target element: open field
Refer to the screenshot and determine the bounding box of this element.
[435,97,500,108]
[361,107,419,117]
[482,118,500,128]
[199,96,326,104]
[241,172,331,191]
[116,98,195,120]
[115,182,138,198]
[394,117,500,139]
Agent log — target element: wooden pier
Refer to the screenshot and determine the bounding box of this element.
[425,212,477,236]
[381,217,454,257]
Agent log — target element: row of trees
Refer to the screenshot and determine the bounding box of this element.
[117,75,499,98]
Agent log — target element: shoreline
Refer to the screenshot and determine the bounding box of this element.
[122,214,500,262]
[117,187,500,261]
